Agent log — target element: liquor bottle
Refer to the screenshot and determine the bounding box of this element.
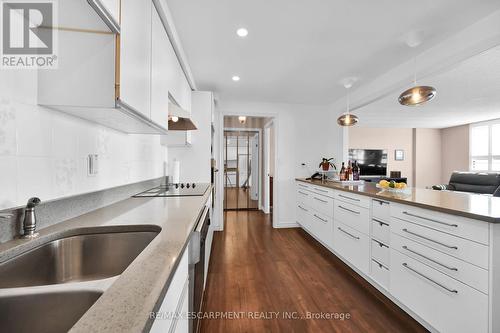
[353,160,360,181]
[347,160,353,181]
[339,162,346,181]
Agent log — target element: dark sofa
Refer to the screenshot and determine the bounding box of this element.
[433,172,500,196]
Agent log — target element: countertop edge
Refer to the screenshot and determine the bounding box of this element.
[295,178,500,223]
[141,195,209,332]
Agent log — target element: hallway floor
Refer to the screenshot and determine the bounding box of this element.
[200,211,427,332]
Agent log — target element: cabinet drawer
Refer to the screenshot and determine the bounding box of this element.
[371,259,389,289]
[390,249,488,333]
[371,239,390,267]
[310,193,334,217]
[296,188,312,206]
[310,185,335,198]
[334,191,370,208]
[392,218,489,270]
[296,203,311,230]
[310,210,333,248]
[391,233,488,294]
[334,200,369,235]
[372,219,390,245]
[372,198,391,221]
[391,203,489,245]
[333,221,369,274]
[296,182,311,191]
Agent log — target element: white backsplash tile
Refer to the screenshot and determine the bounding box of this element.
[53,157,78,197]
[0,156,18,209]
[0,98,17,156]
[16,104,53,157]
[0,101,165,210]
[52,112,79,158]
[17,156,53,204]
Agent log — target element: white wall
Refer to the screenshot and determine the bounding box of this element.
[348,127,414,185]
[441,124,470,183]
[414,128,443,189]
[216,99,343,228]
[168,91,212,183]
[0,69,165,210]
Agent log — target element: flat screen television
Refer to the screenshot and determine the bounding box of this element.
[348,149,387,177]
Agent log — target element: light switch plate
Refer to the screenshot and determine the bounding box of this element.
[88,154,99,176]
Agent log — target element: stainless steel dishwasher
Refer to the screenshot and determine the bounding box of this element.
[189,205,210,333]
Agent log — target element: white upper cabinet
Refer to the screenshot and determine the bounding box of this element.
[120,0,152,118]
[151,6,170,129]
[97,0,120,25]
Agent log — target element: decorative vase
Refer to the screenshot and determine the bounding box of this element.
[321,164,329,171]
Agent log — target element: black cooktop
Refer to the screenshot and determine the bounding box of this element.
[133,183,210,197]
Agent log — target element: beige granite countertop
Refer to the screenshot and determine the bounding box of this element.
[296,178,500,223]
[0,190,211,332]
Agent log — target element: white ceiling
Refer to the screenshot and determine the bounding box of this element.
[166,0,500,105]
[354,45,500,128]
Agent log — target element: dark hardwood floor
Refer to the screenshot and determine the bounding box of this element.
[200,210,428,333]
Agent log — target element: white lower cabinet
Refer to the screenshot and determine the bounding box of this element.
[294,181,494,333]
[333,221,369,274]
[150,248,189,333]
[296,203,310,231]
[310,210,333,247]
[371,259,389,289]
[390,248,488,333]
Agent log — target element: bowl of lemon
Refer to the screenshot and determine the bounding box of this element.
[376,180,409,193]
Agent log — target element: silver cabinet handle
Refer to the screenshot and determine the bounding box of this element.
[402,211,458,228]
[402,228,458,250]
[402,246,458,272]
[298,191,309,196]
[314,187,328,193]
[298,183,308,188]
[402,263,458,294]
[338,205,360,215]
[373,239,389,248]
[0,213,13,219]
[373,218,389,226]
[313,197,328,203]
[313,214,328,223]
[298,205,308,212]
[337,227,360,240]
[372,258,388,269]
[373,199,389,205]
[339,194,360,202]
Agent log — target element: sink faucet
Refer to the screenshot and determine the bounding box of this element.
[21,197,41,239]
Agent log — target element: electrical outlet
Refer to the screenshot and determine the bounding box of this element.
[88,154,99,176]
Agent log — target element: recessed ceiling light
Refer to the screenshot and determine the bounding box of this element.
[232,76,240,82]
[236,28,248,37]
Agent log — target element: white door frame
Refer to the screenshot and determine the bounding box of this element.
[262,120,274,214]
[223,127,262,210]
[217,113,279,230]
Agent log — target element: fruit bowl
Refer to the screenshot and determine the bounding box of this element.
[376,183,411,193]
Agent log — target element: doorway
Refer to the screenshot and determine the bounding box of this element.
[223,130,259,210]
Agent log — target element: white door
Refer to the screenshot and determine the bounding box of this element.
[250,133,259,201]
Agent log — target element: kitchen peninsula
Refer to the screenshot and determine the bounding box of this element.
[295,178,500,333]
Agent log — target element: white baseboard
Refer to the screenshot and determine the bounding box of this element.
[273,221,299,229]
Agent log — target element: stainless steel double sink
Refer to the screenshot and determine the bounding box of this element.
[0,226,160,333]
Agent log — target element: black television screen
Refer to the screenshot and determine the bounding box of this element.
[348,149,387,176]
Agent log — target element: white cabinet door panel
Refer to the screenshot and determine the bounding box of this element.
[390,248,488,333]
[150,6,169,129]
[120,0,152,117]
[333,221,369,275]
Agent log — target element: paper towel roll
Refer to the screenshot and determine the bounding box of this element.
[172,160,180,184]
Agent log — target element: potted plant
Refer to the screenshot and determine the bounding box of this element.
[319,158,337,171]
